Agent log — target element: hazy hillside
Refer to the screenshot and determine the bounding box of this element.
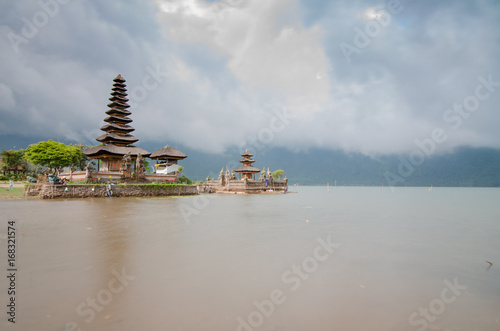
[178,145,500,187]
[2,135,499,187]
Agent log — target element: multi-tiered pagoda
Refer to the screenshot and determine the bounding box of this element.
[203,150,288,193]
[84,74,150,172]
[234,150,261,179]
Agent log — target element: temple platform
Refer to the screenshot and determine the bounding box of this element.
[58,171,178,183]
[202,178,288,193]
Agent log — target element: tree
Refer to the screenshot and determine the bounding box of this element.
[0,149,28,174]
[25,140,84,172]
[72,144,91,170]
[272,169,284,181]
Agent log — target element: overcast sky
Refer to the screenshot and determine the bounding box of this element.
[0,0,499,155]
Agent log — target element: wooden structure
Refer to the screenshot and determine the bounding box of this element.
[203,151,288,193]
[234,150,261,179]
[84,74,150,171]
[150,145,187,170]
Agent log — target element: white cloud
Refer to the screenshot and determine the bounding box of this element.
[155,0,331,114]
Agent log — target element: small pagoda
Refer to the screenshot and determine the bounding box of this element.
[203,150,288,193]
[234,150,261,179]
[150,145,187,174]
[84,74,150,172]
[150,145,187,166]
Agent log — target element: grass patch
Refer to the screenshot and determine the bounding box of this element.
[0,186,25,199]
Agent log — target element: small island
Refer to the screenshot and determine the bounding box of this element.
[202,150,288,194]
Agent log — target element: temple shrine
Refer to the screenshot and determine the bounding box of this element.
[204,150,288,193]
[234,150,261,179]
[60,74,187,183]
[84,74,151,172]
[150,145,187,174]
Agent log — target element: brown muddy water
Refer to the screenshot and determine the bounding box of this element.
[1,187,499,331]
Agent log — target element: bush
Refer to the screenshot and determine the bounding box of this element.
[178,175,192,184]
[0,174,28,181]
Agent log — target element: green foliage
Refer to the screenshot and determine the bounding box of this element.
[144,160,152,173]
[178,175,192,184]
[178,166,184,173]
[25,140,84,171]
[1,149,28,174]
[272,169,284,180]
[72,144,90,170]
[0,174,27,181]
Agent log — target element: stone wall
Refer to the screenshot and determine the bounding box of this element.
[202,178,288,193]
[25,183,198,199]
[24,184,43,197]
[58,171,178,184]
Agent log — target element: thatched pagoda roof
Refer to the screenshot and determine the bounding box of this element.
[239,158,255,164]
[100,123,135,133]
[103,115,133,124]
[241,150,253,157]
[96,133,138,144]
[234,165,261,173]
[106,108,131,116]
[150,145,187,160]
[114,74,126,82]
[84,145,150,157]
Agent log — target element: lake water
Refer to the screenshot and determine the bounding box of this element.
[1,187,499,331]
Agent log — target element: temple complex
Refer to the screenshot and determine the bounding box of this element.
[204,151,288,193]
[59,74,186,183]
[55,74,287,193]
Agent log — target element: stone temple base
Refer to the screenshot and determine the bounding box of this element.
[203,179,288,193]
[58,171,178,183]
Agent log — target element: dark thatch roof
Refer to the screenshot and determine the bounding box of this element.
[108,95,129,103]
[84,145,150,157]
[106,108,131,116]
[96,133,139,144]
[103,116,133,124]
[239,158,255,164]
[234,165,261,173]
[113,74,126,82]
[150,145,187,159]
[100,123,135,133]
[241,150,253,157]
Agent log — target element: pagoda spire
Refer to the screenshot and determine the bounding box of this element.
[96,74,139,146]
[83,74,150,172]
[234,150,261,179]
